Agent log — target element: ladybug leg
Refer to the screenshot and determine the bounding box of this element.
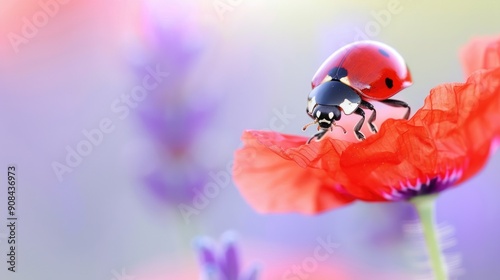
[380,99,411,120]
[360,100,377,133]
[306,128,329,144]
[353,108,366,141]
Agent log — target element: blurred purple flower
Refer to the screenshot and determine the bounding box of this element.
[133,1,218,150]
[137,98,218,154]
[195,232,260,280]
[130,1,220,205]
[143,155,206,204]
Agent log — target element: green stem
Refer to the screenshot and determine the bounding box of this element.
[410,194,447,280]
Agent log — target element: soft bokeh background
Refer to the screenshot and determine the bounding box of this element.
[1,0,499,279]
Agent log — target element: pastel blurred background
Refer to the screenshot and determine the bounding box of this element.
[0,0,499,279]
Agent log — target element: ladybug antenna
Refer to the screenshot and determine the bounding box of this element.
[302,120,317,131]
[332,122,347,134]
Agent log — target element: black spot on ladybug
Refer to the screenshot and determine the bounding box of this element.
[378,49,390,57]
[328,67,348,80]
[385,77,393,89]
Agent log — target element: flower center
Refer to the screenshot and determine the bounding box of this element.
[382,169,464,201]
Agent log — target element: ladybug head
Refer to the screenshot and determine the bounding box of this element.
[312,105,341,129]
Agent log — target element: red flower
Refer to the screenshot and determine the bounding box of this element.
[233,38,500,214]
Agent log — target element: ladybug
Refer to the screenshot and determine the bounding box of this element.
[303,40,412,143]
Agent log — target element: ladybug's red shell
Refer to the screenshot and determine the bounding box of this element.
[311,41,412,100]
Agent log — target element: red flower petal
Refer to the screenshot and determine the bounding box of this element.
[233,130,355,214]
[340,120,438,201]
[460,35,500,76]
[340,68,500,201]
[419,68,500,184]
